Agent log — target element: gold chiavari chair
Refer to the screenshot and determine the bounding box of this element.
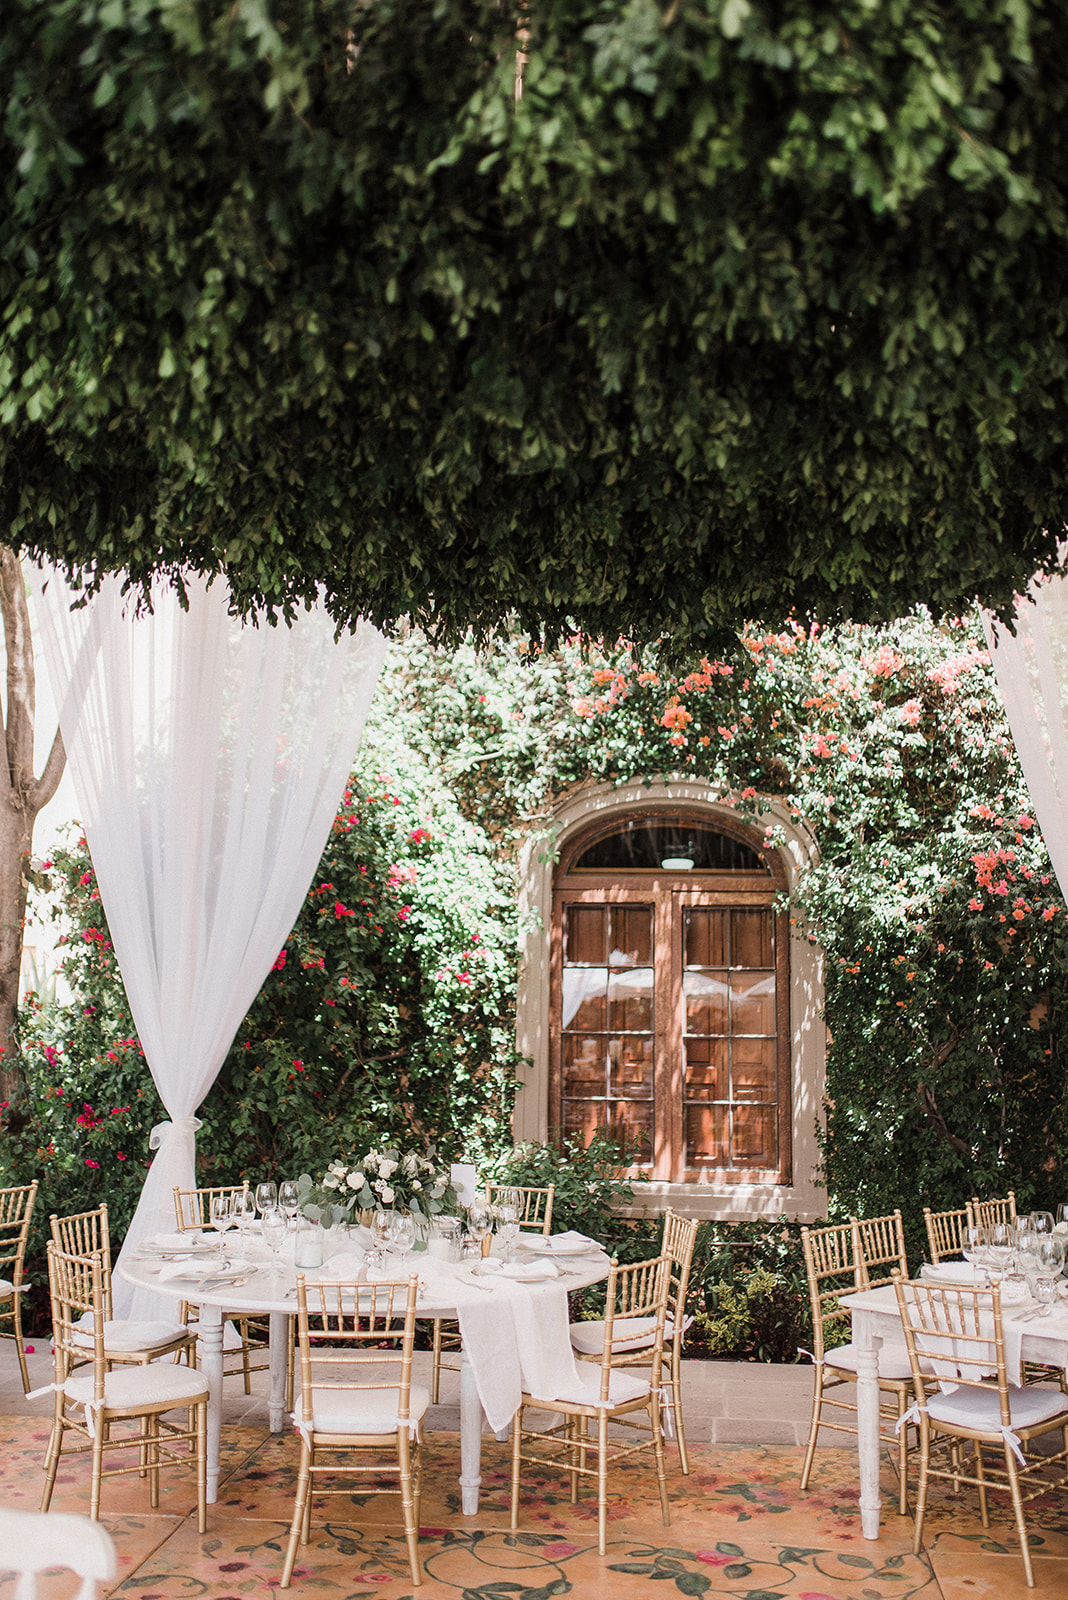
[0,1180,37,1391]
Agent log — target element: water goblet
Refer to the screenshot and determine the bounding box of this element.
[255,1181,278,1218]
[260,1206,289,1276]
[390,1213,415,1258]
[1029,1210,1055,1236]
[1056,1204,1068,1229]
[279,1180,301,1223]
[209,1193,234,1241]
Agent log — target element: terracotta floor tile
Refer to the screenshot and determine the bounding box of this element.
[927,1546,1068,1598]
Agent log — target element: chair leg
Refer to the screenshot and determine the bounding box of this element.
[147,1414,160,1508]
[912,1421,930,1557]
[196,1399,207,1534]
[398,1429,423,1586]
[671,1341,689,1475]
[597,1413,609,1556]
[431,1319,443,1406]
[896,1391,909,1516]
[281,1440,312,1588]
[12,1297,30,1393]
[510,1411,522,1531]
[39,1405,63,1513]
[799,1365,824,1489]
[1004,1443,1035,1587]
[90,1412,106,1522]
[652,1395,670,1528]
[975,1442,990,1527]
[239,1318,253,1394]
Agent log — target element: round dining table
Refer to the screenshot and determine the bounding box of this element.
[119,1233,611,1512]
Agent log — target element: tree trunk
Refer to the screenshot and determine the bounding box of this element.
[0,548,66,1107]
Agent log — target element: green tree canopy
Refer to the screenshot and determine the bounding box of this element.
[3,0,1068,647]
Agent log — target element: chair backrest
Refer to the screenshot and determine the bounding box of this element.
[801,1220,862,1361]
[173,1183,248,1230]
[892,1272,1012,1424]
[294,1273,420,1431]
[851,1210,907,1289]
[50,1205,112,1318]
[660,1208,699,1327]
[47,1241,106,1399]
[485,1182,554,1235]
[596,1254,670,1398]
[0,1180,38,1283]
[924,1205,970,1264]
[0,1507,116,1599]
[969,1192,1017,1230]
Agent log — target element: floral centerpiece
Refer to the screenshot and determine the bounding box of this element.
[320,1145,459,1219]
[292,1173,353,1226]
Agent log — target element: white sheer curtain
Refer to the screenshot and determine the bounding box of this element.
[983,571,1068,903]
[31,567,387,1315]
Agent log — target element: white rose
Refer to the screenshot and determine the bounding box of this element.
[346,1171,364,1191]
[373,1177,385,1193]
[412,1179,423,1192]
[402,1152,419,1176]
[378,1158,398,1179]
[380,1185,395,1205]
[323,1176,339,1189]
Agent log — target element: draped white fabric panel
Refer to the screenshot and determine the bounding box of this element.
[983,570,1068,903]
[31,567,387,1315]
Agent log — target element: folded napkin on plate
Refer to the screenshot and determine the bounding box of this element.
[477,1259,560,1280]
[310,1251,368,1281]
[920,1260,985,1286]
[533,1231,597,1253]
[157,1256,248,1283]
[142,1231,215,1253]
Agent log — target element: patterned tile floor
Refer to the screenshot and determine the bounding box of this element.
[2,1413,1067,1600]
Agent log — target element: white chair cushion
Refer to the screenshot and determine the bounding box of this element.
[547,1366,652,1410]
[928,1382,1068,1434]
[73,1313,190,1353]
[824,1343,915,1382]
[569,1314,692,1357]
[0,1279,14,1299]
[65,1363,208,1410]
[295,1384,430,1437]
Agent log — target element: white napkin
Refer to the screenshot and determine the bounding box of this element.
[157,1257,248,1283]
[311,1251,368,1281]
[143,1231,216,1253]
[920,1260,985,1286]
[547,1231,597,1250]
[476,1259,560,1280]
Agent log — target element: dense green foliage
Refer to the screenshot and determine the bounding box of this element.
[4,1,1068,647]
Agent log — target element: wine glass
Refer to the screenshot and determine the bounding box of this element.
[467,1203,493,1257]
[371,1209,393,1269]
[1029,1211,1055,1236]
[1056,1204,1068,1229]
[1036,1234,1065,1276]
[497,1216,520,1263]
[255,1181,278,1218]
[209,1193,233,1242]
[986,1221,1016,1277]
[260,1206,289,1276]
[279,1180,301,1223]
[231,1189,257,1236]
[961,1225,988,1275]
[390,1213,414,1258]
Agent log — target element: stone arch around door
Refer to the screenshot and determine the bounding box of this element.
[514,778,827,1222]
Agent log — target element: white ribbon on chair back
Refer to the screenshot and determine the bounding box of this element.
[31,566,387,1318]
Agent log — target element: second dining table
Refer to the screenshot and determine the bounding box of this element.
[119,1228,611,1512]
[840,1278,1068,1541]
